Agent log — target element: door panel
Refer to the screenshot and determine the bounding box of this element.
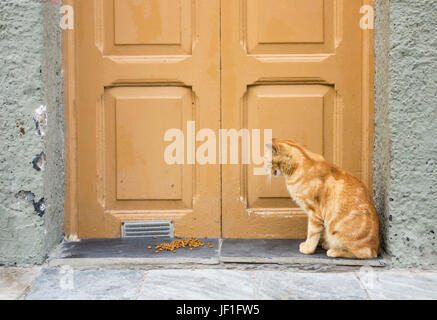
[105,87,192,206]
[107,0,193,55]
[221,0,372,238]
[75,0,221,238]
[114,0,183,45]
[246,0,334,54]
[247,85,334,209]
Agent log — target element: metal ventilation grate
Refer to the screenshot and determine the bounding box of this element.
[121,221,174,238]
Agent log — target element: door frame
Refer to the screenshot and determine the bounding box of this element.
[62,0,375,239]
[63,0,78,238]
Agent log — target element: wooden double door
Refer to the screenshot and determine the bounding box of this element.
[70,0,373,239]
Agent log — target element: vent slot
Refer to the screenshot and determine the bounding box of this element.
[121,221,174,238]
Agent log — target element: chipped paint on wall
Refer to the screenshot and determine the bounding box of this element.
[32,152,47,172]
[14,190,36,203]
[32,197,47,217]
[33,105,47,136]
[16,120,26,136]
[14,191,47,217]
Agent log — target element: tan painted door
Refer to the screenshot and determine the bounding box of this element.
[221,0,374,238]
[75,0,221,238]
[71,0,373,239]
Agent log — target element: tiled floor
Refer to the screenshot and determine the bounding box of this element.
[19,268,437,300]
[0,267,41,300]
[2,239,435,300]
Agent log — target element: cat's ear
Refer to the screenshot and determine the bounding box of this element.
[266,142,280,154]
[271,138,281,154]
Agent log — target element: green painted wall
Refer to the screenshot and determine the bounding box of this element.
[0,0,64,266]
[374,0,437,269]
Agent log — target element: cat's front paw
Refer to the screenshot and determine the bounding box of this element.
[299,242,315,255]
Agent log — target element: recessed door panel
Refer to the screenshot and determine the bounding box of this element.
[105,87,193,204]
[104,0,193,55]
[246,0,334,54]
[247,85,334,209]
[114,0,182,45]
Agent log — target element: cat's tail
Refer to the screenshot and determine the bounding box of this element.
[327,247,378,259]
[348,247,378,259]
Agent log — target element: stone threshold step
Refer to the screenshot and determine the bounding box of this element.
[48,238,389,268]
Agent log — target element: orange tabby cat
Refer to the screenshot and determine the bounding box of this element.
[269,138,380,259]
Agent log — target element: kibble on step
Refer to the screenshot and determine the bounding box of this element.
[152,238,209,253]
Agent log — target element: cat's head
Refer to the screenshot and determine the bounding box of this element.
[266,138,306,177]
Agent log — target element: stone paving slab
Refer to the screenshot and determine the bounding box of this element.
[48,238,220,268]
[26,268,144,300]
[138,269,368,300]
[0,267,41,300]
[363,271,437,300]
[220,239,388,267]
[21,268,437,300]
[138,269,256,300]
[252,271,368,300]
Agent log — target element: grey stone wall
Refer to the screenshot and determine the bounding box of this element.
[0,0,64,266]
[374,0,437,269]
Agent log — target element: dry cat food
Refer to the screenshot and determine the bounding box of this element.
[150,238,213,253]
